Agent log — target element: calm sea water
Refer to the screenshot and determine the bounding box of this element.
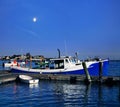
[0,60,120,107]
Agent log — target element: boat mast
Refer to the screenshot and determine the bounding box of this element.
[64,40,68,56]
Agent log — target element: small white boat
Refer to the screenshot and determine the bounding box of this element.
[19,75,39,84]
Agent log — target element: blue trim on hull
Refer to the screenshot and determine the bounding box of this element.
[11,60,109,76]
[11,69,40,74]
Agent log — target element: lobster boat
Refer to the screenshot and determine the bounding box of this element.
[11,56,109,76]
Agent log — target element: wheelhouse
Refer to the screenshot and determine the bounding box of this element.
[49,57,76,69]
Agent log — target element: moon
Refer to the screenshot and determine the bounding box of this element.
[33,17,37,22]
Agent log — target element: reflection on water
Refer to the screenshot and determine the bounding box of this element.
[0,81,120,107]
[62,83,91,106]
[29,83,39,89]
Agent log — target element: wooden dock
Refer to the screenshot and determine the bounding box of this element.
[0,70,18,84]
[0,70,120,85]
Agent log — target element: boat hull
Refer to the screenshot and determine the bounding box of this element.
[11,60,109,76]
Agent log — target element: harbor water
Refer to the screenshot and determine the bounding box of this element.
[0,60,120,107]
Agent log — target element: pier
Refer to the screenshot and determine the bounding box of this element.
[0,70,17,84]
[0,70,119,85]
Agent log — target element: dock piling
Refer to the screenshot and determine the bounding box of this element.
[99,61,103,82]
[82,61,91,83]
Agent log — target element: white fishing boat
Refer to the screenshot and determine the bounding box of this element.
[19,75,39,84]
[3,59,25,68]
[3,60,18,67]
[11,56,109,76]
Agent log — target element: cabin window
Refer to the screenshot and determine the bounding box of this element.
[65,59,69,63]
[50,60,64,69]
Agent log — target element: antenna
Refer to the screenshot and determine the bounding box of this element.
[75,52,79,63]
[64,40,68,56]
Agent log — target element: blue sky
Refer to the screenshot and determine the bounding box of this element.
[0,0,120,59]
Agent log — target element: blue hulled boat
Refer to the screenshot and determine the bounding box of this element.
[11,56,109,76]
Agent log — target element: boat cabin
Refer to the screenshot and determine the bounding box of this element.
[34,56,81,69]
[49,57,76,69]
